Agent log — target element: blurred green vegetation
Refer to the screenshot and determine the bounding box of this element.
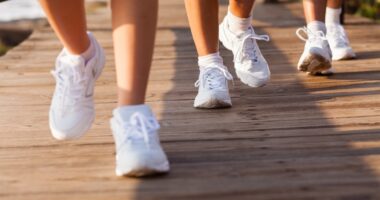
[0,43,9,56]
[346,0,380,20]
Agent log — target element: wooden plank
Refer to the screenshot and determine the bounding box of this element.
[1,0,380,200]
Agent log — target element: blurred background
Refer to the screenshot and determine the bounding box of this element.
[0,0,106,56]
[345,0,380,20]
[0,0,45,56]
[0,0,378,57]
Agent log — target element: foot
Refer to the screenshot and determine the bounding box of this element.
[49,32,105,140]
[326,24,356,61]
[194,63,233,109]
[219,17,271,87]
[110,105,170,177]
[296,27,332,75]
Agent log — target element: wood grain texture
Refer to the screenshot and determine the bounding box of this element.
[1,1,380,200]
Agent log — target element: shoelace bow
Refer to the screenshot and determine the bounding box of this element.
[51,59,89,113]
[296,26,328,47]
[122,113,160,149]
[194,65,233,90]
[235,28,270,63]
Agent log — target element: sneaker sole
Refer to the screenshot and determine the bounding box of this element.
[116,161,170,177]
[307,70,334,76]
[332,53,356,61]
[194,98,232,109]
[49,110,95,140]
[298,53,331,74]
[235,69,269,88]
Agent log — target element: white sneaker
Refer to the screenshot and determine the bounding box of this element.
[194,64,233,109]
[110,105,170,177]
[326,24,356,61]
[296,27,332,74]
[219,17,270,87]
[49,32,105,140]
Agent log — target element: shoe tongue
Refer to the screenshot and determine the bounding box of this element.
[236,26,254,37]
[239,29,255,50]
[202,65,227,79]
[113,104,153,122]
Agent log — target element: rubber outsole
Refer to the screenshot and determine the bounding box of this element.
[235,69,269,88]
[194,98,232,109]
[332,54,356,61]
[116,162,170,177]
[49,113,94,140]
[298,53,331,74]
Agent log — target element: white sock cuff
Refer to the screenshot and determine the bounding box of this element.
[64,34,96,64]
[227,7,252,35]
[113,104,153,121]
[80,36,96,63]
[326,7,341,25]
[227,7,252,21]
[198,52,223,69]
[307,21,327,34]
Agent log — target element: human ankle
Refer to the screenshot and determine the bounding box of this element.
[65,34,95,64]
[80,39,95,64]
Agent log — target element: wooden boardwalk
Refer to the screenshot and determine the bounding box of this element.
[1,1,380,199]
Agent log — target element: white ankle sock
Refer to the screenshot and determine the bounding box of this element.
[198,52,223,69]
[325,7,341,25]
[307,21,327,34]
[65,37,95,65]
[227,8,252,35]
[80,39,95,64]
[114,104,152,121]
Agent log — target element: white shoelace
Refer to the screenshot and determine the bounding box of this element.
[296,26,328,47]
[121,113,160,149]
[234,28,270,63]
[327,25,349,48]
[194,64,233,90]
[51,58,89,114]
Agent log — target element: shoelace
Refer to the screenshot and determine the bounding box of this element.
[51,58,89,114]
[194,64,233,90]
[296,26,328,47]
[122,113,160,149]
[327,25,349,48]
[235,28,270,63]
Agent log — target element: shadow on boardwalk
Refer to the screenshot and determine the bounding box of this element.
[0,1,380,200]
[133,1,380,199]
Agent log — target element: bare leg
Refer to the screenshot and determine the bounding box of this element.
[229,0,255,18]
[111,0,158,106]
[184,0,219,56]
[39,0,89,54]
[40,0,105,140]
[327,0,342,9]
[303,0,327,23]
